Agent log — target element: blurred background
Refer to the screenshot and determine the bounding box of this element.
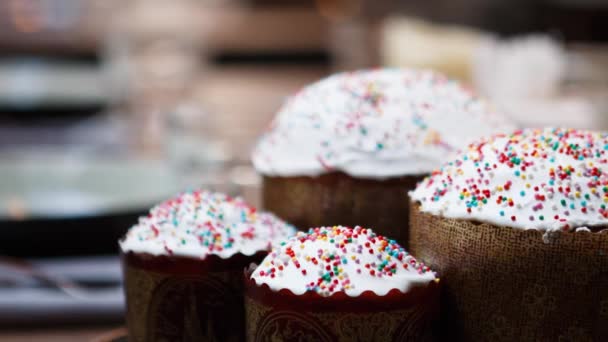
[0,0,606,340]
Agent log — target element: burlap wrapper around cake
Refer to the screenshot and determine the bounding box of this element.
[263,173,424,247]
[244,271,439,342]
[409,203,608,342]
[121,251,266,342]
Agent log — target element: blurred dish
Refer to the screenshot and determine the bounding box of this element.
[0,58,108,112]
[0,153,179,220]
[0,151,181,257]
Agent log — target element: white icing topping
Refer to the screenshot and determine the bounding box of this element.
[252,68,514,179]
[410,128,608,232]
[120,190,296,259]
[251,226,437,297]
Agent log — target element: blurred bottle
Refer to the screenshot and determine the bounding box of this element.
[166,102,234,194]
[102,0,204,155]
[319,0,379,71]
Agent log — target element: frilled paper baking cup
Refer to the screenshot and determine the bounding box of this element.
[121,251,266,342]
[262,173,424,247]
[409,203,608,342]
[244,267,440,342]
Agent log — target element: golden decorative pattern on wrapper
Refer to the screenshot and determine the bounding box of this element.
[262,173,423,247]
[244,296,434,342]
[409,204,608,342]
[123,262,245,342]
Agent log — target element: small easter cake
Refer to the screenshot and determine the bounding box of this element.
[245,225,439,341]
[120,190,295,342]
[253,68,513,246]
[409,128,608,341]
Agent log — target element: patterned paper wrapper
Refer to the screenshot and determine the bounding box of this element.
[409,203,608,342]
[244,270,440,342]
[121,251,266,342]
[262,173,424,247]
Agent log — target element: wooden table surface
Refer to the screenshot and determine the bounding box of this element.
[0,65,327,342]
[0,326,122,342]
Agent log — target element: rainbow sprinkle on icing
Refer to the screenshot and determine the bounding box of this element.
[120,190,296,259]
[253,68,512,179]
[411,128,608,232]
[251,226,437,297]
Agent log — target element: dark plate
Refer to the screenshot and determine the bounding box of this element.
[0,209,145,257]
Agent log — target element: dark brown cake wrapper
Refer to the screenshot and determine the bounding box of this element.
[121,251,266,342]
[262,172,424,247]
[409,203,608,342]
[244,270,440,342]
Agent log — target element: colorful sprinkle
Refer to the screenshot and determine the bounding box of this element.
[252,226,437,296]
[412,128,608,232]
[252,69,513,178]
[121,191,296,258]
